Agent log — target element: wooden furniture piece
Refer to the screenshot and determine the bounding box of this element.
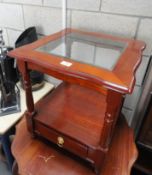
[12,115,137,175]
[8,28,145,174]
[134,93,152,174]
[0,81,54,170]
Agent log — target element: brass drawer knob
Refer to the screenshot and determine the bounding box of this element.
[57,136,64,147]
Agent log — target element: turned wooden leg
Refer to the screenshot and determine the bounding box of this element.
[18,61,36,138]
[25,112,36,138]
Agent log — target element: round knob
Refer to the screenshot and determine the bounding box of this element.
[57,136,64,147]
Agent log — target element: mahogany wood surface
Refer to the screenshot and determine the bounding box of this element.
[8,29,144,174]
[34,82,106,147]
[8,28,145,93]
[30,82,124,173]
[12,115,137,175]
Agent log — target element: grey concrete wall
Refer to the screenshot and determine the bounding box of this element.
[0,0,151,125]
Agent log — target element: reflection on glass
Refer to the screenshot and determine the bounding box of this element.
[36,32,126,70]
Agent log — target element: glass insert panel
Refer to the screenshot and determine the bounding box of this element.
[36,32,127,70]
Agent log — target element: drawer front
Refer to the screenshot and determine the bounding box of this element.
[34,122,88,158]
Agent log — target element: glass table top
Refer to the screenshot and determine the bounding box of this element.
[36,32,127,70]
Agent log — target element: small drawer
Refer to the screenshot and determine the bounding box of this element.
[34,121,88,158]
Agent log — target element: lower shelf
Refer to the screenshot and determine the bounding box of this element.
[34,82,107,147]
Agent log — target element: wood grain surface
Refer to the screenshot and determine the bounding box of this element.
[8,29,142,174]
[34,82,106,147]
[12,115,137,175]
[8,28,145,94]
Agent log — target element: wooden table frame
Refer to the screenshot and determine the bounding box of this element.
[8,28,145,174]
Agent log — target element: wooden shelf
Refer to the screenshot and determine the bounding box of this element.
[34,82,106,147]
